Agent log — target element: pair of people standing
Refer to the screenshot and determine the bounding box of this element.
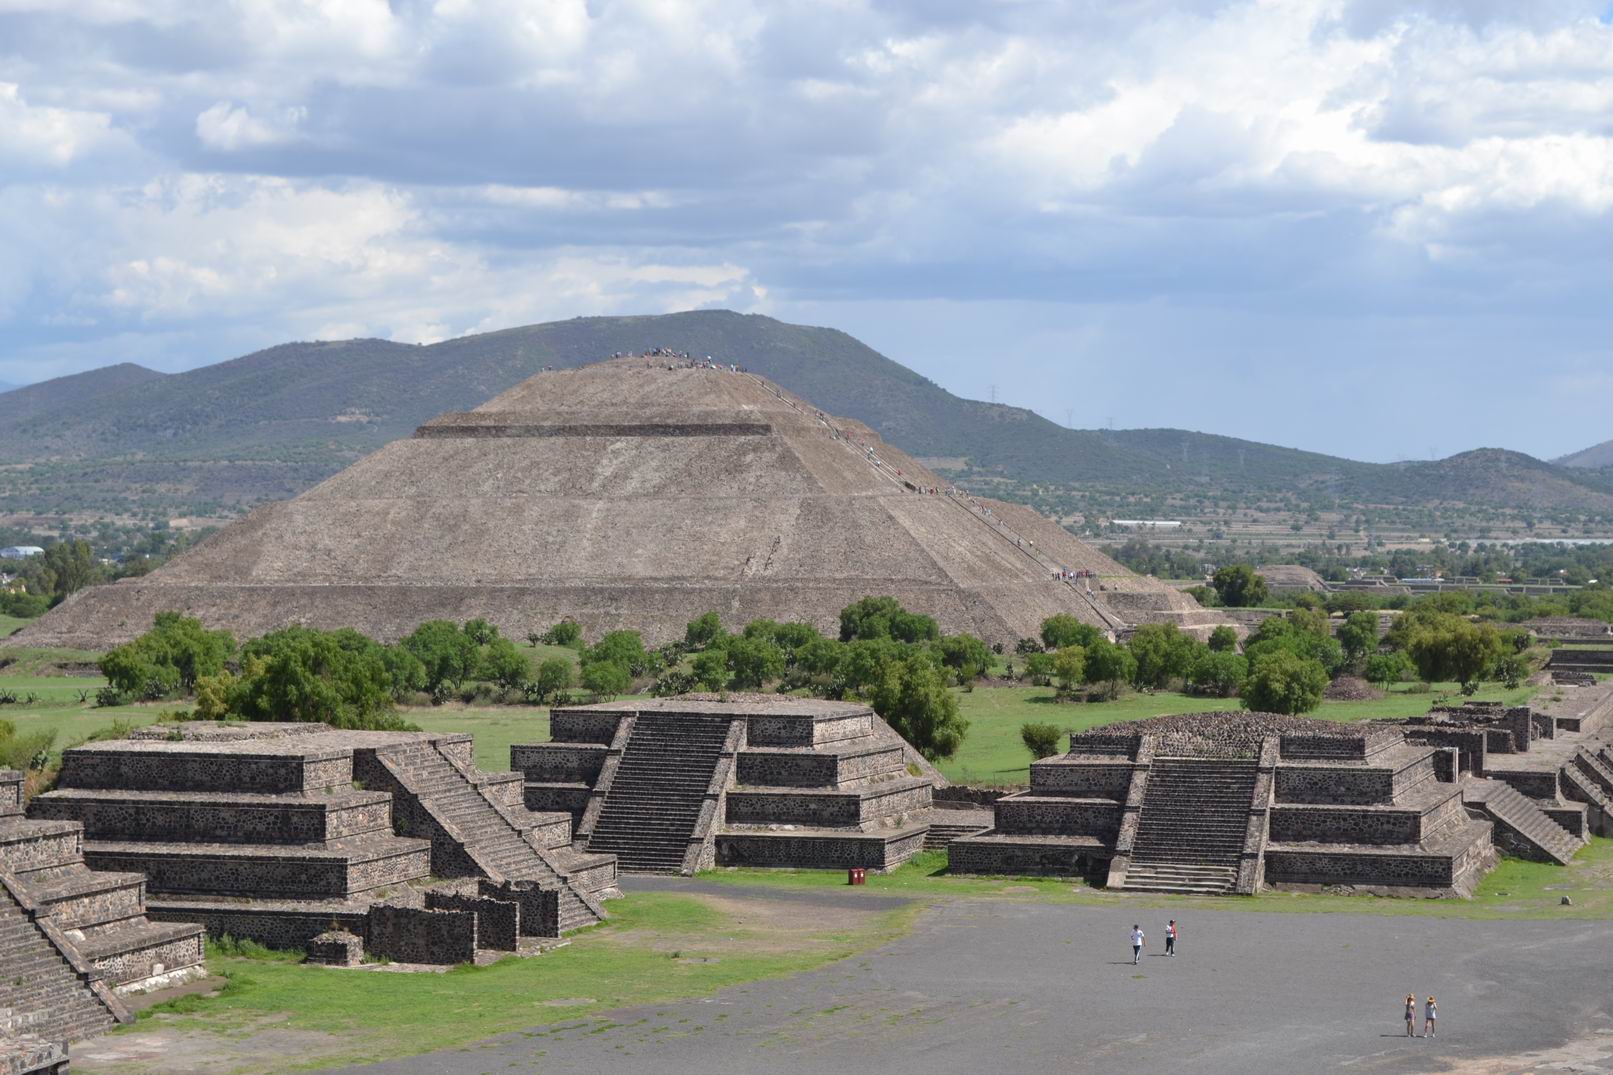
[1404,995,1437,1037]
[1130,921,1179,964]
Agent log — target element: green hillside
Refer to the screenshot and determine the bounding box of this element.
[2,310,1611,520]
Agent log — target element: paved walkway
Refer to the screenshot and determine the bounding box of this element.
[349,880,1613,1075]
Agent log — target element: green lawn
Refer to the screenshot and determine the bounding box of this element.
[94,891,915,1072]
[0,613,30,638]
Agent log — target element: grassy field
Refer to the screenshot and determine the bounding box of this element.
[85,890,916,1073]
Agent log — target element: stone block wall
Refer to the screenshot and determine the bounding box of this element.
[365,905,477,965]
[994,796,1121,837]
[478,880,559,938]
[1028,761,1134,797]
[735,744,903,788]
[715,828,925,871]
[548,710,623,745]
[745,712,871,747]
[425,891,520,951]
[1487,769,1560,801]
[58,749,351,795]
[29,793,393,846]
[723,781,931,828]
[510,744,608,783]
[1403,729,1487,776]
[0,770,21,816]
[306,930,364,966]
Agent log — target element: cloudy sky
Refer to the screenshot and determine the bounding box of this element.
[2,0,1612,462]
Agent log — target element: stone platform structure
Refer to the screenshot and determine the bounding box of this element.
[513,696,940,874]
[949,713,1499,897]
[10,358,1229,650]
[27,724,616,955]
[0,770,204,996]
[0,1036,69,1075]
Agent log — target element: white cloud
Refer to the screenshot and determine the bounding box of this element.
[0,83,121,167]
[195,101,305,150]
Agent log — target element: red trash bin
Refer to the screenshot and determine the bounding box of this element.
[848,867,866,885]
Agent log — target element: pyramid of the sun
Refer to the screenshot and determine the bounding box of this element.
[13,359,1213,648]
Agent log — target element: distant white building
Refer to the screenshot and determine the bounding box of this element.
[1110,520,1183,530]
[0,546,44,559]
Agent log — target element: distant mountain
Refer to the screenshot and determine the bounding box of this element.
[3,311,1611,518]
[1559,439,1613,470]
[0,381,15,394]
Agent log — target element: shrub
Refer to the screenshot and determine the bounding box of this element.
[579,659,631,699]
[1187,648,1247,697]
[1051,646,1086,697]
[651,668,698,697]
[1019,721,1062,760]
[1207,625,1240,653]
[1239,650,1328,715]
[838,596,939,644]
[1040,614,1101,652]
[99,611,235,699]
[539,619,584,649]
[684,611,725,650]
[528,658,575,703]
[869,655,968,761]
[726,636,786,689]
[690,650,730,692]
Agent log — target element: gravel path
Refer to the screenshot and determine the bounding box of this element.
[347,881,1613,1075]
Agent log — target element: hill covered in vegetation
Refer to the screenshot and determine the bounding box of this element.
[3,310,1612,520]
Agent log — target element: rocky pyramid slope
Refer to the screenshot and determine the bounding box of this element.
[11,357,1207,648]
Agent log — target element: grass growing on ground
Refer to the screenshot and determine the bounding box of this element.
[99,892,916,1073]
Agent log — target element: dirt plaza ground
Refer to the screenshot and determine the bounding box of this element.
[340,876,1613,1075]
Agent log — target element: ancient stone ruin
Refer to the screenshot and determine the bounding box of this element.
[11,358,1226,650]
[950,694,1613,895]
[513,696,941,874]
[26,723,616,964]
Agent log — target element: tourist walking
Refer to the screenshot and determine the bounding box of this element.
[1424,997,1437,1038]
[1131,924,1145,965]
[1165,919,1177,957]
[1404,994,1417,1037]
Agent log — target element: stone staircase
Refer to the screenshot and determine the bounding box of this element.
[0,870,128,1045]
[922,809,994,851]
[1464,780,1583,865]
[1125,757,1260,895]
[588,715,735,873]
[1,770,204,993]
[373,741,605,933]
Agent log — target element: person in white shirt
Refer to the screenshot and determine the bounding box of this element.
[1131,924,1145,964]
[1424,997,1437,1038]
[1165,919,1178,957]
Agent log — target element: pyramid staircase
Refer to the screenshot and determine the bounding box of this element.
[586,714,737,873]
[0,772,131,1048]
[1122,758,1260,895]
[0,771,203,994]
[368,740,609,933]
[1463,780,1583,865]
[923,809,993,850]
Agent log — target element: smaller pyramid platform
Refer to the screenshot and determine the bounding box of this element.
[513,695,942,875]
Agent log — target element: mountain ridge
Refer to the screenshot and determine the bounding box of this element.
[1,310,1610,517]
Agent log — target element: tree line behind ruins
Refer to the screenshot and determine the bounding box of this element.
[69,589,1548,775]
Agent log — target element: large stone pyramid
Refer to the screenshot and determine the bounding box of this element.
[14,358,1211,648]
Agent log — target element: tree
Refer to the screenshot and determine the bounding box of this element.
[838,638,905,695]
[399,620,480,697]
[380,646,428,700]
[100,611,235,699]
[1051,645,1086,697]
[588,631,651,675]
[462,617,499,646]
[936,634,993,686]
[1127,623,1198,690]
[1336,611,1379,669]
[793,638,845,682]
[691,650,730,692]
[1244,615,1345,677]
[869,655,969,761]
[480,637,532,692]
[1239,650,1328,715]
[531,658,574,702]
[1207,625,1240,653]
[1363,650,1412,689]
[579,659,630,699]
[685,611,725,650]
[1040,614,1103,652]
[229,627,411,730]
[1020,722,1063,759]
[539,619,584,649]
[1406,615,1502,690]
[1212,564,1268,608]
[1187,648,1247,697]
[1083,638,1137,700]
[838,596,938,643]
[726,636,786,689]
[1023,651,1055,686]
[39,540,100,604]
